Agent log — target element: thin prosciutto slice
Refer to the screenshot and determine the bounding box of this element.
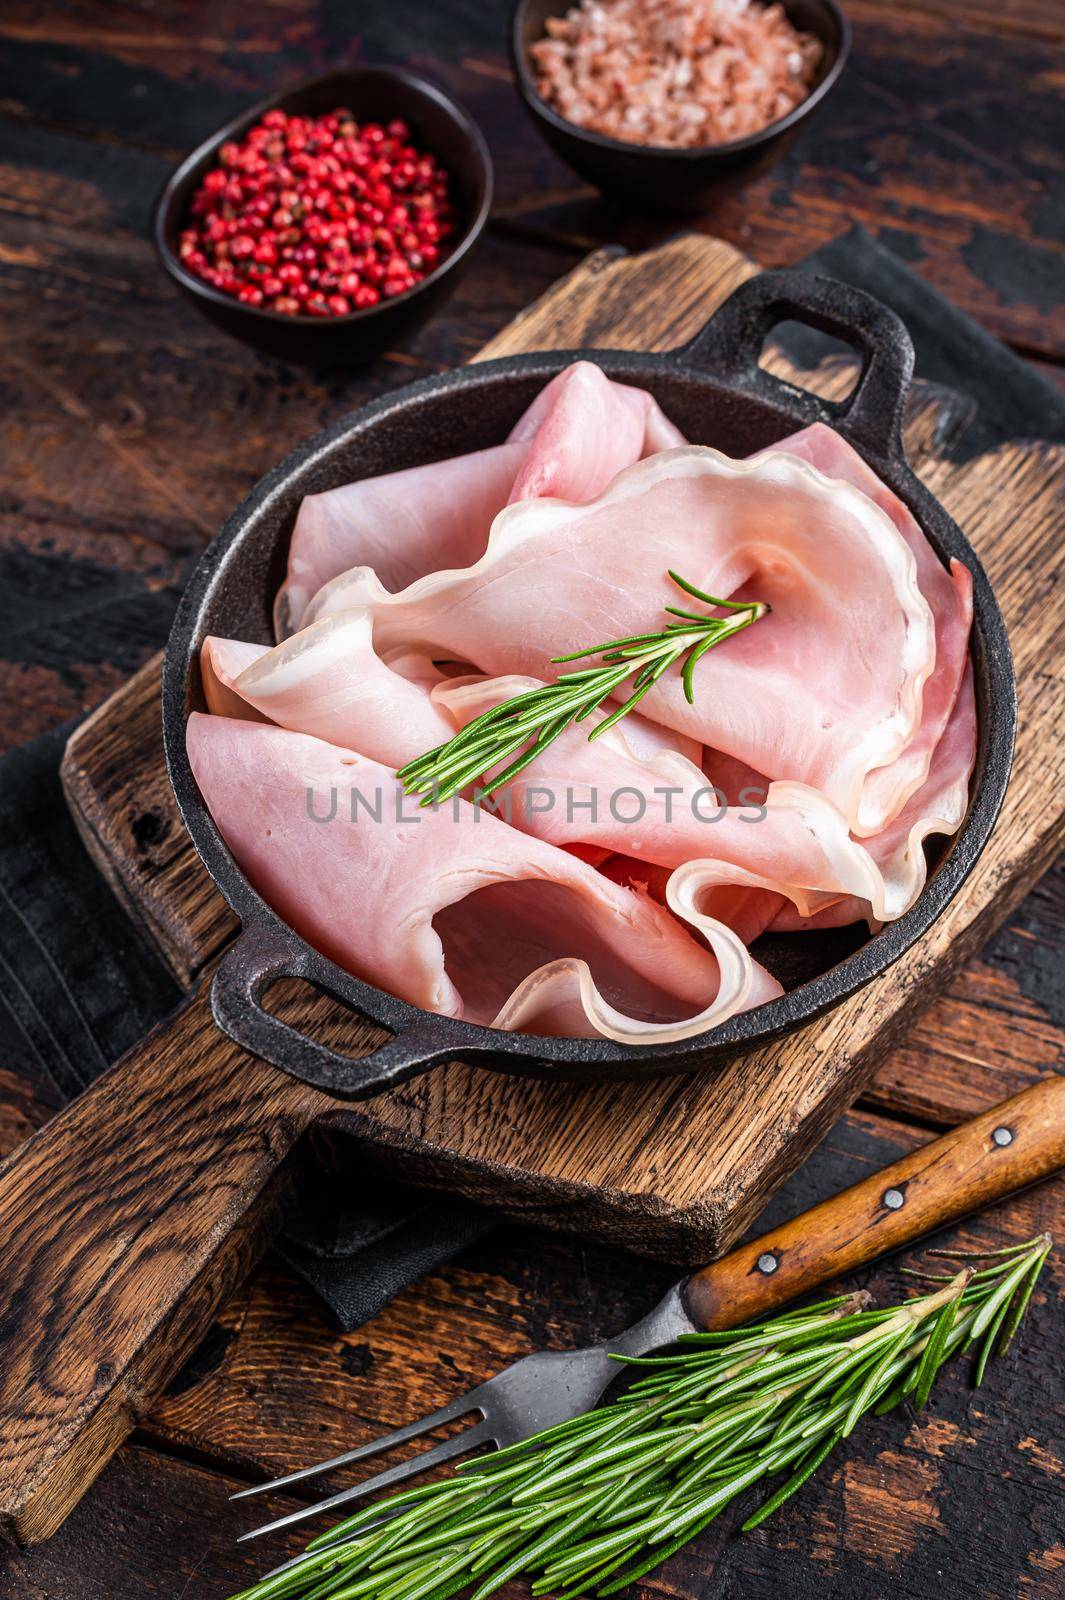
[306,446,936,835]
[201,614,458,768]
[766,423,973,833]
[186,713,781,1043]
[275,361,686,636]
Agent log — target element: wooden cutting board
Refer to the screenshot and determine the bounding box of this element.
[62,233,1065,1264]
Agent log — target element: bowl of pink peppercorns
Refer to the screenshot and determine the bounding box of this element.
[154,68,493,365]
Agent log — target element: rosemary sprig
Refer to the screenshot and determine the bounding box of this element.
[229,1234,1051,1600]
[398,571,768,805]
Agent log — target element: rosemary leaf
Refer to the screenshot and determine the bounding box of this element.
[741,1429,842,1531]
[912,1291,961,1411]
[996,1239,1050,1357]
[397,571,769,803]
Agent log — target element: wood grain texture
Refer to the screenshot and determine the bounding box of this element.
[0,1042,1059,1592]
[0,983,1055,1552]
[62,657,237,979]
[685,1075,1065,1327]
[61,234,1065,1264]
[131,1126,1061,1600]
[0,982,328,1546]
[0,4,1061,1592]
[0,0,1060,357]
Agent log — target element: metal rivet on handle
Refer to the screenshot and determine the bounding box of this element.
[757,1252,778,1275]
[992,1126,1013,1147]
[883,1188,905,1210]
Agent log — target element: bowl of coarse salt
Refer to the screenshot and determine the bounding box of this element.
[510,0,850,213]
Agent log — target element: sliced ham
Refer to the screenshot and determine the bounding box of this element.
[769,660,977,931]
[615,713,702,768]
[507,361,685,505]
[201,637,271,722]
[275,361,687,637]
[698,746,786,940]
[275,441,527,638]
[186,713,781,1044]
[870,659,978,917]
[766,422,973,835]
[307,445,936,835]
[223,375,977,1049]
[203,614,458,768]
[596,851,782,947]
[433,674,887,921]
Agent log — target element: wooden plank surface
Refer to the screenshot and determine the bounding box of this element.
[1,1,1061,356]
[0,2,1062,1594]
[61,232,1065,1261]
[0,1065,1060,1598]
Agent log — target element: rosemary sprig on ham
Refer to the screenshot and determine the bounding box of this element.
[399,571,768,804]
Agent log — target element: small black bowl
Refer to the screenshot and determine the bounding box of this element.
[153,67,493,367]
[510,0,850,214]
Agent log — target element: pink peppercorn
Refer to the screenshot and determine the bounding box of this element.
[180,105,454,318]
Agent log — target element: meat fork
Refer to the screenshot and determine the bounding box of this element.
[234,1077,1065,1546]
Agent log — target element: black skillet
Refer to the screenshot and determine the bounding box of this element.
[164,268,1016,1099]
[0,269,1015,1548]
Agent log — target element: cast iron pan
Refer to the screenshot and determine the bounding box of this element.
[164,269,1016,1098]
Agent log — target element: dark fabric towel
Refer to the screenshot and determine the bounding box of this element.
[793,228,1065,460]
[1,226,1061,1332]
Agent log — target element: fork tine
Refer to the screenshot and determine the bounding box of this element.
[237,1420,493,1543]
[230,1383,488,1501]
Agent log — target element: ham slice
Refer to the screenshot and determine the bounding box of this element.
[433,675,888,921]
[201,637,271,721]
[275,362,687,637]
[506,361,685,504]
[698,747,786,941]
[869,659,978,917]
[596,851,781,947]
[306,445,936,835]
[186,713,781,1043]
[770,660,977,931]
[615,713,702,768]
[275,441,527,638]
[203,614,458,768]
[767,423,973,835]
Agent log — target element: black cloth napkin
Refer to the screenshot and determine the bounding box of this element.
[789,228,1065,460]
[1,226,1061,1332]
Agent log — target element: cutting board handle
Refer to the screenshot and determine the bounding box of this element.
[684,1075,1065,1329]
[0,980,327,1547]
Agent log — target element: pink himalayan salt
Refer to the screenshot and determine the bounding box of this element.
[531,0,823,149]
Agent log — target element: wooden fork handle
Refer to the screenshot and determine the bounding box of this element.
[684,1075,1065,1330]
[0,979,329,1547]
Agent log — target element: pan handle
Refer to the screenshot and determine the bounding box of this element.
[210,921,462,1099]
[682,269,915,459]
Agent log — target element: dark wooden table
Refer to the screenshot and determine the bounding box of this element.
[1,3,1063,1595]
